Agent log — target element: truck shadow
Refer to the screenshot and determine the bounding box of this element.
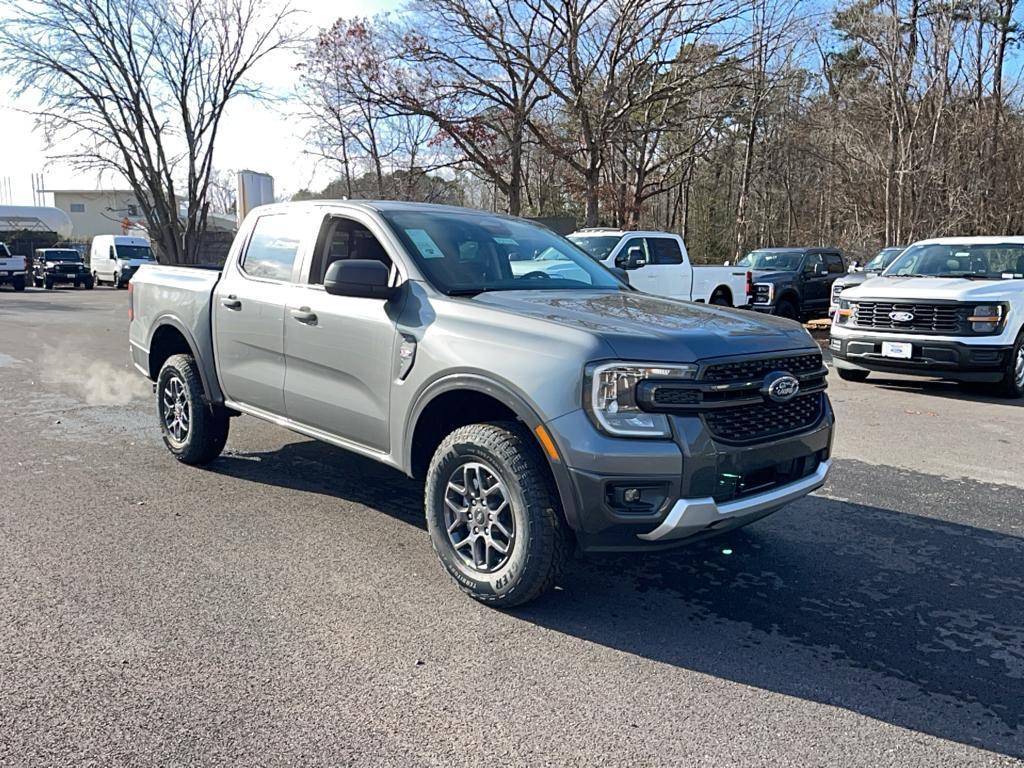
[863,376,1024,407]
[209,440,1024,758]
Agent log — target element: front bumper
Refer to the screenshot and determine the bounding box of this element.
[43,270,89,284]
[830,331,1012,382]
[546,400,834,552]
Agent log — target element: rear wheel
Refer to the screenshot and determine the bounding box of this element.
[709,289,731,307]
[157,354,230,465]
[837,367,870,383]
[992,334,1024,399]
[425,422,570,607]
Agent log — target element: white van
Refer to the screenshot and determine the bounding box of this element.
[90,235,156,289]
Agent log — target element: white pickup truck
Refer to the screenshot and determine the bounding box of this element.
[831,236,1024,398]
[0,242,27,292]
[567,229,752,307]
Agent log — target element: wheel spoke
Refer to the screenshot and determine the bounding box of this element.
[492,519,512,538]
[488,537,509,555]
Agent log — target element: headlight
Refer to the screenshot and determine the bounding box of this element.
[753,283,774,304]
[585,362,696,437]
[834,299,852,325]
[45,261,56,268]
[967,304,1006,333]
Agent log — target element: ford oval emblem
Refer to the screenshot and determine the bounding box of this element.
[762,371,801,403]
[889,311,915,322]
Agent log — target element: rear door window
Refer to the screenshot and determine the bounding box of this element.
[826,253,844,273]
[645,237,683,265]
[241,213,303,282]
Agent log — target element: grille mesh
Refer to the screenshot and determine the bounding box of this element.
[703,353,823,382]
[704,393,823,444]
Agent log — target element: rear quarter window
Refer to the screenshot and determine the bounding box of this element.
[241,213,303,282]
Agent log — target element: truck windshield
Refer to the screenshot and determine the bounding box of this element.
[884,243,1024,279]
[0,243,10,258]
[736,250,805,270]
[566,234,621,260]
[381,211,626,295]
[116,245,155,260]
[864,247,904,272]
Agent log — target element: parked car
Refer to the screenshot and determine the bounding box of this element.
[32,248,93,290]
[130,201,834,606]
[829,246,905,316]
[90,234,155,288]
[567,229,753,307]
[743,247,846,319]
[0,241,27,292]
[831,236,1024,397]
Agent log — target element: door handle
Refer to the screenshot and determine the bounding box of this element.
[290,307,318,325]
[221,296,242,310]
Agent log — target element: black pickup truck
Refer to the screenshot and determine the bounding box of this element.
[740,248,846,320]
[32,248,94,290]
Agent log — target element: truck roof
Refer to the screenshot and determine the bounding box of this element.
[569,228,683,238]
[911,236,1024,246]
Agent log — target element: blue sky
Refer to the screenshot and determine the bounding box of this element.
[0,0,399,206]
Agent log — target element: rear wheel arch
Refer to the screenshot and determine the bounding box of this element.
[709,285,733,306]
[147,320,220,405]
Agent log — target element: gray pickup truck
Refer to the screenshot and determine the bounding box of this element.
[129,201,834,606]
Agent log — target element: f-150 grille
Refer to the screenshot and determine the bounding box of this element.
[703,352,824,382]
[852,301,962,333]
[704,392,824,444]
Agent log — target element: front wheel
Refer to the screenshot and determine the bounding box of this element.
[774,298,799,321]
[425,422,570,607]
[992,335,1024,399]
[44,278,53,290]
[12,275,25,292]
[157,354,230,464]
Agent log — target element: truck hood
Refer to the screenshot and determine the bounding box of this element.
[750,270,796,283]
[843,276,1023,302]
[472,290,816,362]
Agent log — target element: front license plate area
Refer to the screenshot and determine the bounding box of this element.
[882,341,913,359]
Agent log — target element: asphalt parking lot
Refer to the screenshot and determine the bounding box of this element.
[1,287,1022,766]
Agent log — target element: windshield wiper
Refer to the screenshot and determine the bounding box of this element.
[933,273,994,280]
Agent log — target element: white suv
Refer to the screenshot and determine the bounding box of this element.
[830,236,1024,398]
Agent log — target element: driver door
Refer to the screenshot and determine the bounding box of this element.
[282,214,401,452]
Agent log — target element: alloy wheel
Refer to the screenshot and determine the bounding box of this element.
[162,375,191,444]
[443,461,515,573]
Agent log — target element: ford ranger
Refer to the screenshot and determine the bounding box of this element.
[129,202,835,606]
[831,236,1024,398]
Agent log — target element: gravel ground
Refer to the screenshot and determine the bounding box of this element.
[0,287,1021,766]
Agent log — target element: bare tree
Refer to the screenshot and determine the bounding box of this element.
[0,0,296,263]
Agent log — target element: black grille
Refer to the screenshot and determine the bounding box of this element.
[852,302,962,333]
[704,393,823,444]
[704,353,823,382]
[58,264,80,273]
[650,387,701,406]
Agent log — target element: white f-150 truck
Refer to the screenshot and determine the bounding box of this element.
[0,242,27,292]
[831,236,1024,398]
[567,229,752,308]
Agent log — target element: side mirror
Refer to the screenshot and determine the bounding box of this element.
[616,246,647,270]
[609,266,631,286]
[324,259,396,300]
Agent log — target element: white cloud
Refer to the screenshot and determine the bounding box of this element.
[0,0,398,206]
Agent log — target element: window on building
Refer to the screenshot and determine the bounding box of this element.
[128,204,138,216]
[69,203,86,213]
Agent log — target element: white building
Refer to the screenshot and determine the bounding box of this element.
[42,189,144,240]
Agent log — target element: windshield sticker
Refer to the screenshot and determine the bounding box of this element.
[406,228,445,259]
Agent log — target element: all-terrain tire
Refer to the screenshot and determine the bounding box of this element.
[836,367,870,383]
[425,421,570,608]
[156,354,230,465]
[710,289,731,307]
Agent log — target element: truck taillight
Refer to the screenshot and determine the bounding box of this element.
[127,281,134,321]
[745,271,753,296]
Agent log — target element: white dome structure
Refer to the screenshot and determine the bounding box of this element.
[0,205,74,239]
